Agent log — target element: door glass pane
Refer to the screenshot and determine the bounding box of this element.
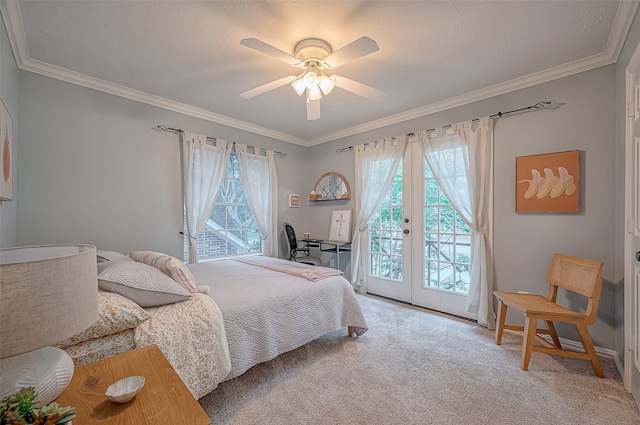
[380,255,391,278]
[425,260,438,287]
[391,207,403,230]
[368,161,403,281]
[391,255,402,280]
[422,161,470,295]
[391,231,403,255]
[381,231,391,253]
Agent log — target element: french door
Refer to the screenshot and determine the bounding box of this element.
[367,143,475,319]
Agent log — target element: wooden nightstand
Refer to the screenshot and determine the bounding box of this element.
[56,344,210,424]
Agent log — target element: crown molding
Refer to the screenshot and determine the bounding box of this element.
[1,0,29,66]
[20,57,307,145]
[307,1,639,146]
[3,0,637,147]
[608,0,639,62]
[2,0,307,146]
[306,52,618,146]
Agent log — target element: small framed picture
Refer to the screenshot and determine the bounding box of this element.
[328,209,352,242]
[0,98,12,201]
[288,194,300,208]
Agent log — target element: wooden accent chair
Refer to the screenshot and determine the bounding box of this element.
[494,253,604,377]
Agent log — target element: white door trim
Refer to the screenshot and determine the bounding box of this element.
[624,38,640,397]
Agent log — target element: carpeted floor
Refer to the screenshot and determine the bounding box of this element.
[199,294,640,425]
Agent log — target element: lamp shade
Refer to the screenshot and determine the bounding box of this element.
[0,245,99,359]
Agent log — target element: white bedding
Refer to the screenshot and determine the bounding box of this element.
[188,257,368,381]
[136,293,229,399]
[62,293,230,400]
[64,254,367,400]
[195,293,231,380]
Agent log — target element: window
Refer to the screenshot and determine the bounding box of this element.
[184,154,261,260]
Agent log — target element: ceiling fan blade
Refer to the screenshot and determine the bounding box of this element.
[240,38,302,67]
[332,76,386,102]
[307,99,321,120]
[322,36,379,69]
[241,76,296,99]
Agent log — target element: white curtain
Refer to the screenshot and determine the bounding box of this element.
[236,144,279,257]
[417,116,495,329]
[351,136,407,293]
[182,131,232,264]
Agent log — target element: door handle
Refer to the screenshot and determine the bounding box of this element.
[636,251,640,262]
[403,229,410,235]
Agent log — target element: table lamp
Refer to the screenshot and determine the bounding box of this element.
[0,245,99,405]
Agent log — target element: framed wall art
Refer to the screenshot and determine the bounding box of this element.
[516,150,580,213]
[288,194,300,208]
[0,98,12,201]
[328,209,352,242]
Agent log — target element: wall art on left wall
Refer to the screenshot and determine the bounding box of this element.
[0,98,12,201]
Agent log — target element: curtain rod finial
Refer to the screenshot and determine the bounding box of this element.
[534,101,552,109]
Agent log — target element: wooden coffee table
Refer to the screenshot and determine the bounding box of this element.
[56,344,210,424]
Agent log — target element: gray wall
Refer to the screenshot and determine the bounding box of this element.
[17,71,310,261]
[308,65,619,351]
[0,13,18,248]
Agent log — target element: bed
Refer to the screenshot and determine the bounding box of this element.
[58,251,368,400]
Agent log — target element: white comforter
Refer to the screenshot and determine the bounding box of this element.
[188,257,368,381]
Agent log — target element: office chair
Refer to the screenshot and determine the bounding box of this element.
[283,222,322,266]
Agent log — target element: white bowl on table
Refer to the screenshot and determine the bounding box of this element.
[105,375,145,403]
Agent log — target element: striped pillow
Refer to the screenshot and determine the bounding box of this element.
[129,251,197,293]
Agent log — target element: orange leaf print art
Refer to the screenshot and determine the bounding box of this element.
[2,126,9,183]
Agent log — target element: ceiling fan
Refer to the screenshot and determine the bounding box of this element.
[240,36,386,120]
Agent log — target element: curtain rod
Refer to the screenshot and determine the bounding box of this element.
[335,101,553,154]
[152,125,286,157]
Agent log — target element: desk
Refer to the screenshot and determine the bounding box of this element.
[56,344,210,425]
[301,239,351,269]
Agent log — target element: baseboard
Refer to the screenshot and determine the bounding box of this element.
[557,336,617,359]
[614,350,626,383]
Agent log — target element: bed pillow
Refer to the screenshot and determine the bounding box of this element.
[55,291,151,348]
[96,250,134,273]
[98,260,191,307]
[129,250,197,293]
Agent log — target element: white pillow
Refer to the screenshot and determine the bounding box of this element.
[129,250,197,293]
[98,260,191,307]
[96,250,134,274]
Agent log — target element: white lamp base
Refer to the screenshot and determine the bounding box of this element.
[0,346,74,406]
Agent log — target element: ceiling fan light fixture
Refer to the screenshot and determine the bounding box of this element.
[308,85,322,100]
[240,36,385,120]
[318,74,334,95]
[303,71,319,89]
[291,78,306,96]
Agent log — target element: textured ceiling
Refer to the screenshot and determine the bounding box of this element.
[2,1,636,145]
